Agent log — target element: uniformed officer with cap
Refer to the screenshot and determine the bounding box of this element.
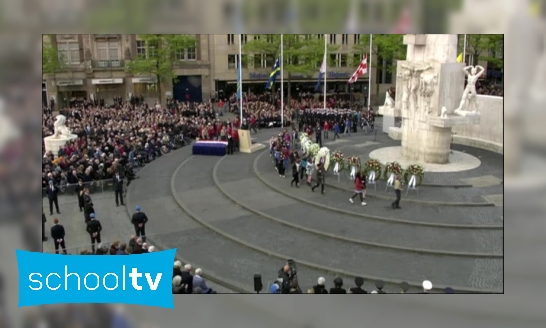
[86,213,102,253]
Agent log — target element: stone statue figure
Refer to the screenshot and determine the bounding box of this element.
[400,63,432,112]
[53,115,72,138]
[384,89,395,107]
[455,65,485,113]
[419,72,438,114]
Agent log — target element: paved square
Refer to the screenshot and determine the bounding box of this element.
[461,175,503,187]
[352,141,381,148]
[482,194,503,206]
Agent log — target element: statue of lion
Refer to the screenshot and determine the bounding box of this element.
[315,147,331,171]
[53,115,72,138]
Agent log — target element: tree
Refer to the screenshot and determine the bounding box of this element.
[243,34,338,103]
[457,34,504,68]
[42,35,66,82]
[354,34,406,98]
[125,34,196,102]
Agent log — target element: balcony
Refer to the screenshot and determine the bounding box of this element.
[92,60,125,69]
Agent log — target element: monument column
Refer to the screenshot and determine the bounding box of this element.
[396,34,467,164]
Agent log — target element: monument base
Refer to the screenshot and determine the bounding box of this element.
[427,114,481,128]
[378,106,401,117]
[44,134,78,157]
[388,127,402,140]
[238,130,266,154]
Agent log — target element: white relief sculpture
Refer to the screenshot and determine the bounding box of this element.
[397,69,412,111]
[455,65,485,114]
[440,106,448,118]
[384,89,395,107]
[400,63,432,112]
[53,115,72,138]
[419,72,438,114]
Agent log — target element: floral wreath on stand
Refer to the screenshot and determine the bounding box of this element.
[346,156,361,180]
[299,133,309,143]
[363,159,382,182]
[404,164,425,187]
[383,162,403,185]
[331,151,345,175]
[308,143,320,157]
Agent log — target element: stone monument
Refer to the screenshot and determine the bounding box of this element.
[43,115,78,156]
[394,34,481,164]
[378,88,400,133]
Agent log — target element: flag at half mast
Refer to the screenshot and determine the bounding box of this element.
[348,55,367,84]
[265,57,281,89]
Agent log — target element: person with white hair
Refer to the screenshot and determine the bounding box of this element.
[148,246,155,252]
[192,268,213,294]
[173,261,183,278]
[422,280,433,293]
[172,276,185,294]
[181,263,194,293]
[312,277,328,294]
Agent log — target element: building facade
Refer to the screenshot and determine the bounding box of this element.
[42,34,400,108]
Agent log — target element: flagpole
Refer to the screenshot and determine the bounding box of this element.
[281,34,284,127]
[368,34,372,108]
[239,34,243,124]
[323,34,327,110]
[462,34,467,64]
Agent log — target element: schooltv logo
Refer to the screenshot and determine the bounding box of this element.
[16,249,176,308]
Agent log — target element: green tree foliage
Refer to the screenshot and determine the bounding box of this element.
[243,34,338,101]
[125,34,196,99]
[42,35,65,76]
[457,34,504,68]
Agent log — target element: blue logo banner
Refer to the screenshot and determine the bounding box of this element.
[16,249,176,308]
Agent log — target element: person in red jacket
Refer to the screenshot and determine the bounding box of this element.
[231,128,239,152]
[249,115,258,134]
[323,121,330,139]
[349,172,367,205]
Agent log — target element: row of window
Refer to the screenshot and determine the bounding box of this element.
[227,53,365,69]
[227,34,361,45]
[55,40,197,65]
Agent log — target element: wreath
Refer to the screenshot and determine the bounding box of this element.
[308,143,320,157]
[346,156,361,169]
[383,161,403,181]
[299,132,309,143]
[404,164,425,186]
[363,158,382,181]
[330,151,345,173]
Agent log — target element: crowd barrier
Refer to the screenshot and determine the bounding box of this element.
[42,179,126,198]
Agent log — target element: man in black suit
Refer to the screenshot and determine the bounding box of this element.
[74,179,85,212]
[180,264,194,294]
[131,206,148,242]
[86,213,102,253]
[45,180,60,215]
[50,218,67,254]
[329,277,347,294]
[42,207,47,241]
[82,187,94,223]
[113,172,124,206]
[348,277,367,294]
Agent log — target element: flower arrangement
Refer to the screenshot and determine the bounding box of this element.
[308,143,320,157]
[383,161,403,181]
[299,133,309,143]
[404,164,425,186]
[346,156,361,168]
[330,151,345,173]
[363,159,382,181]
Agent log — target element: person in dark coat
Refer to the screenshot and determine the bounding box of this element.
[86,213,102,253]
[131,206,148,242]
[311,163,326,194]
[375,280,387,294]
[180,264,194,294]
[82,187,94,223]
[349,277,367,294]
[329,277,347,294]
[50,218,67,254]
[113,172,124,206]
[312,277,328,294]
[42,207,47,241]
[45,180,60,215]
[74,179,85,212]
